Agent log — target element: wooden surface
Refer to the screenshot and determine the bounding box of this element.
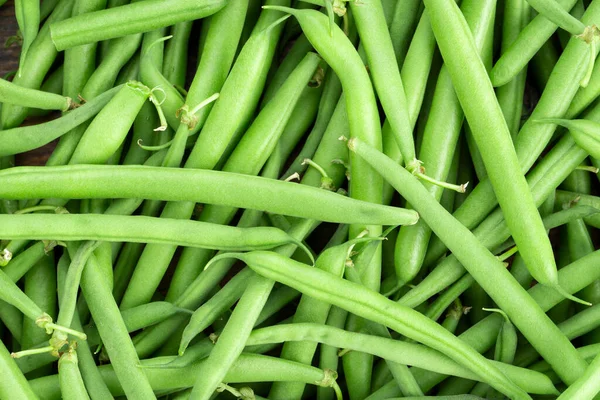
[0,1,19,78]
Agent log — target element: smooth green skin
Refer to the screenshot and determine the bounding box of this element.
[63,0,108,100]
[317,306,348,400]
[121,52,321,310]
[496,0,530,139]
[156,0,250,167]
[490,0,579,86]
[187,218,318,400]
[0,169,419,227]
[269,239,364,399]
[516,303,600,367]
[55,242,100,335]
[395,0,495,284]
[0,85,120,158]
[0,264,47,323]
[50,0,226,50]
[426,0,561,295]
[0,338,38,400]
[349,137,587,386]
[557,351,600,399]
[69,82,149,165]
[179,268,254,353]
[28,66,65,118]
[163,21,193,87]
[231,251,530,400]
[389,0,422,67]
[568,60,600,117]
[182,0,250,134]
[248,323,557,394]
[541,118,600,159]
[0,214,306,252]
[117,2,290,310]
[405,133,589,310]
[58,352,90,400]
[350,0,416,167]
[21,256,57,377]
[425,41,600,265]
[284,68,342,177]
[525,0,585,35]
[273,9,382,396]
[424,0,600,274]
[0,78,70,111]
[80,251,156,400]
[15,0,40,71]
[1,0,73,129]
[371,248,600,399]
[81,34,143,100]
[131,96,350,359]
[55,255,114,400]
[261,34,313,106]
[422,204,599,323]
[29,353,337,399]
[556,190,600,228]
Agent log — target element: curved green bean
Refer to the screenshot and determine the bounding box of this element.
[58,350,90,400]
[50,0,227,50]
[247,323,557,394]
[347,136,587,385]
[0,78,72,111]
[0,85,120,157]
[0,165,417,227]
[0,339,38,400]
[216,251,531,399]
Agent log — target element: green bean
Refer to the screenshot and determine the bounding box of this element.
[0,213,312,254]
[490,0,580,86]
[394,0,494,284]
[0,85,120,157]
[269,237,374,399]
[497,0,530,139]
[79,251,156,399]
[1,0,73,129]
[389,0,422,67]
[30,353,341,399]
[163,22,193,87]
[526,0,586,35]
[50,0,227,50]
[283,68,342,177]
[58,349,90,400]
[0,338,38,400]
[123,52,320,309]
[351,1,418,175]
[81,34,143,100]
[69,82,156,165]
[187,218,319,400]
[21,255,56,377]
[114,3,289,311]
[568,60,600,117]
[40,0,59,20]
[14,0,40,72]
[347,136,588,385]
[179,268,254,354]
[63,0,108,101]
[220,251,531,399]
[426,0,571,303]
[556,351,600,399]
[55,253,114,400]
[0,78,72,111]
[248,323,555,394]
[423,0,600,281]
[539,118,600,159]
[179,0,249,136]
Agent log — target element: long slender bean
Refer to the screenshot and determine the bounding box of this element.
[50,0,227,50]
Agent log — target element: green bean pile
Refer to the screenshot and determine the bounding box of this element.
[4,0,600,399]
